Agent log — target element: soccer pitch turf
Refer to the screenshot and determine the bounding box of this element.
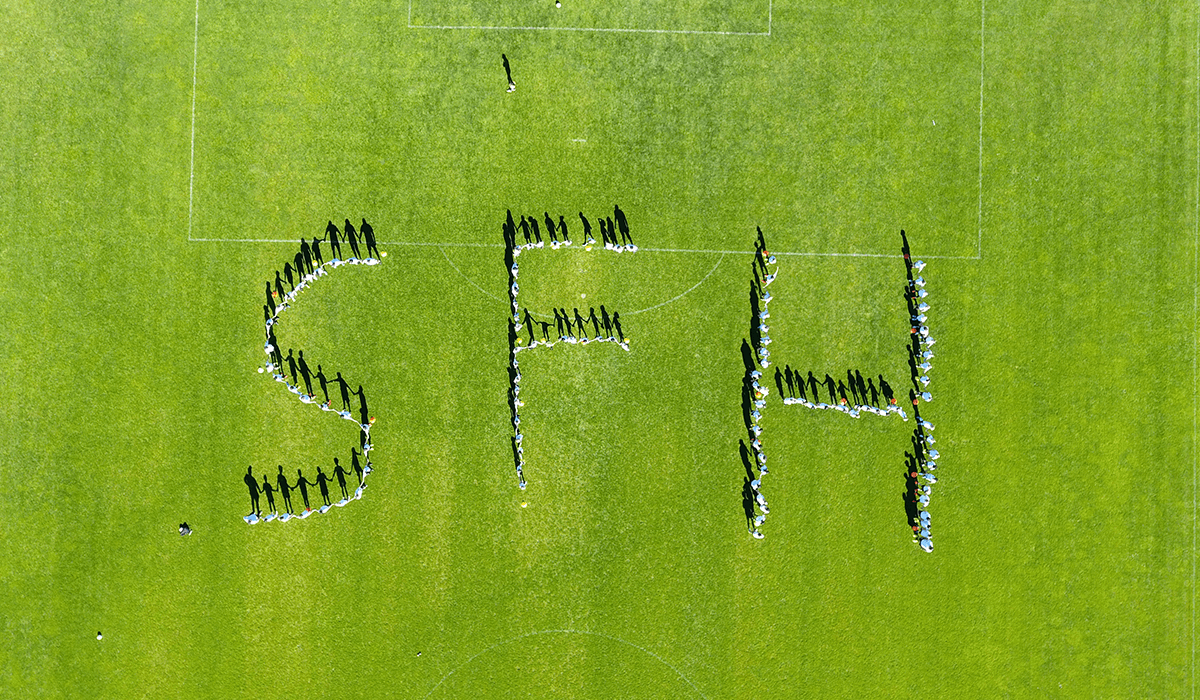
[0,0,1195,697]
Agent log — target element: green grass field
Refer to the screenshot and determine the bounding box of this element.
[0,0,1195,697]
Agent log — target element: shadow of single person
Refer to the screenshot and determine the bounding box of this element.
[600,305,613,337]
[519,215,531,245]
[578,212,593,245]
[807,371,820,403]
[774,367,786,397]
[879,376,894,406]
[315,466,332,506]
[748,280,762,349]
[244,465,261,514]
[739,439,757,481]
[333,458,351,500]
[587,307,601,337]
[296,468,314,511]
[362,219,380,259]
[284,261,296,290]
[261,475,276,514]
[286,349,299,386]
[529,216,543,245]
[867,378,880,406]
[741,339,757,376]
[558,214,571,244]
[350,448,366,485]
[276,465,294,514]
[354,385,369,425]
[300,238,313,274]
[742,477,757,531]
[741,381,754,432]
[614,204,632,244]
[326,220,342,260]
[823,374,837,403]
[846,370,860,405]
[612,312,624,341]
[298,350,314,396]
[784,365,796,397]
[335,372,351,411]
[311,235,325,266]
[345,219,361,259]
[315,365,330,403]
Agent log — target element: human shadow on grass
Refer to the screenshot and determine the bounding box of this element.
[748,279,762,351]
[742,478,757,531]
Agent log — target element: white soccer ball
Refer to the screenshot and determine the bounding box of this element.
[258,367,264,373]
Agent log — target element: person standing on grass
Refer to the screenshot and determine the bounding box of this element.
[362,219,380,259]
[277,466,294,514]
[179,522,192,536]
[502,53,516,92]
[244,466,261,514]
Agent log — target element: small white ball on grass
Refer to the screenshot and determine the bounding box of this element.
[381,251,388,257]
[521,501,528,508]
[258,367,264,373]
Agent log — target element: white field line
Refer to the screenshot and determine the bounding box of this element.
[421,629,706,699]
[187,0,199,240]
[976,0,986,260]
[626,252,724,315]
[406,0,769,36]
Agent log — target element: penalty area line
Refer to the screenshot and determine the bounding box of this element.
[407,0,770,37]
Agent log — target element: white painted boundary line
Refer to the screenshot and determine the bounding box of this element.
[187,0,199,240]
[421,629,706,699]
[976,0,986,260]
[407,0,770,37]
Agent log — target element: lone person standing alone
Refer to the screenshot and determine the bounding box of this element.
[502,54,516,93]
